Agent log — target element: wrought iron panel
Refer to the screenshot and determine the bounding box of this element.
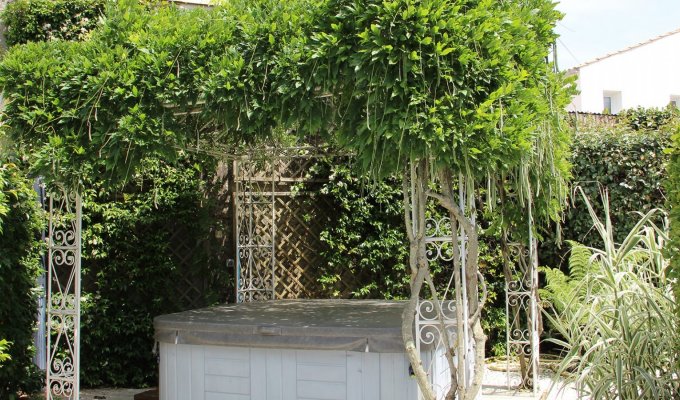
[235,175,276,303]
[419,207,476,398]
[415,299,462,398]
[504,240,540,393]
[233,147,336,302]
[45,187,82,400]
[234,153,276,302]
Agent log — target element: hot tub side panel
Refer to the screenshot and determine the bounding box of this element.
[159,343,419,400]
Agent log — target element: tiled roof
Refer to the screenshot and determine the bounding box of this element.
[567,27,680,72]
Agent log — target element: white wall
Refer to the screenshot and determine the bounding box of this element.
[567,31,680,114]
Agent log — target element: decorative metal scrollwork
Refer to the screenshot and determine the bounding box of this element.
[46,186,81,400]
[425,217,456,262]
[504,239,540,394]
[235,158,276,302]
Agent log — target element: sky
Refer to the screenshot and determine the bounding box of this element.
[554,0,680,70]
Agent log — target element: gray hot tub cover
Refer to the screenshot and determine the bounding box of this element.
[154,299,407,353]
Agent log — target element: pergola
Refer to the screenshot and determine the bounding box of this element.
[42,148,542,399]
[0,0,570,398]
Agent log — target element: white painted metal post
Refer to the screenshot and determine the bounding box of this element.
[45,188,81,400]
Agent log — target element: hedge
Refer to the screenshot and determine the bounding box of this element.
[667,120,680,302]
[2,0,104,46]
[541,111,672,268]
[79,157,228,387]
[0,162,44,396]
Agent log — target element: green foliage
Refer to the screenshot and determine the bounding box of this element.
[79,156,227,387]
[0,0,316,188]
[307,0,562,172]
[540,241,595,313]
[0,340,11,364]
[544,190,680,399]
[0,162,44,396]
[667,118,680,303]
[542,117,671,267]
[0,0,572,235]
[620,106,677,132]
[305,0,573,235]
[2,0,104,46]
[312,163,410,299]
[309,161,508,354]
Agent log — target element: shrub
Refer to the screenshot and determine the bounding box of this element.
[541,115,671,268]
[79,157,227,387]
[312,163,410,299]
[543,189,680,399]
[309,161,508,355]
[1,0,104,46]
[0,162,44,396]
[667,121,680,302]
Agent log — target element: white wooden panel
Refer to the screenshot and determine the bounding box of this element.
[362,352,381,400]
[159,343,168,400]
[281,350,297,400]
[191,345,205,400]
[390,352,417,400]
[205,392,250,400]
[250,348,267,399]
[297,381,346,400]
[176,345,193,400]
[205,375,250,395]
[346,352,363,399]
[379,353,395,400]
[205,357,250,377]
[164,343,178,400]
[266,349,283,400]
[296,350,347,365]
[160,343,422,400]
[297,364,346,383]
[207,345,250,360]
[296,349,347,400]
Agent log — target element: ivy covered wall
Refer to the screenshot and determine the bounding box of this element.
[0,162,44,396]
[667,117,680,303]
[541,108,673,268]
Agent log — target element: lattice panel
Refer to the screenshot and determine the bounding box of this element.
[167,224,208,309]
[233,147,360,301]
[274,195,327,298]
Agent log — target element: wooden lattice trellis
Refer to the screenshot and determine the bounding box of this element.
[233,147,357,301]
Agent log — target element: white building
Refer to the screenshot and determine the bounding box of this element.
[566,28,680,114]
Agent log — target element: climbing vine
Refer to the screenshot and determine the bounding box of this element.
[0,0,572,397]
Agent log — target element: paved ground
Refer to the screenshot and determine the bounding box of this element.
[80,388,148,400]
[482,362,579,400]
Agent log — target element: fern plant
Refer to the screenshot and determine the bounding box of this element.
[0,339,10,364]
[543,187,680,399]
[541,241,594,313]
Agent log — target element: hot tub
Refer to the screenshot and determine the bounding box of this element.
[155,299,451,400]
